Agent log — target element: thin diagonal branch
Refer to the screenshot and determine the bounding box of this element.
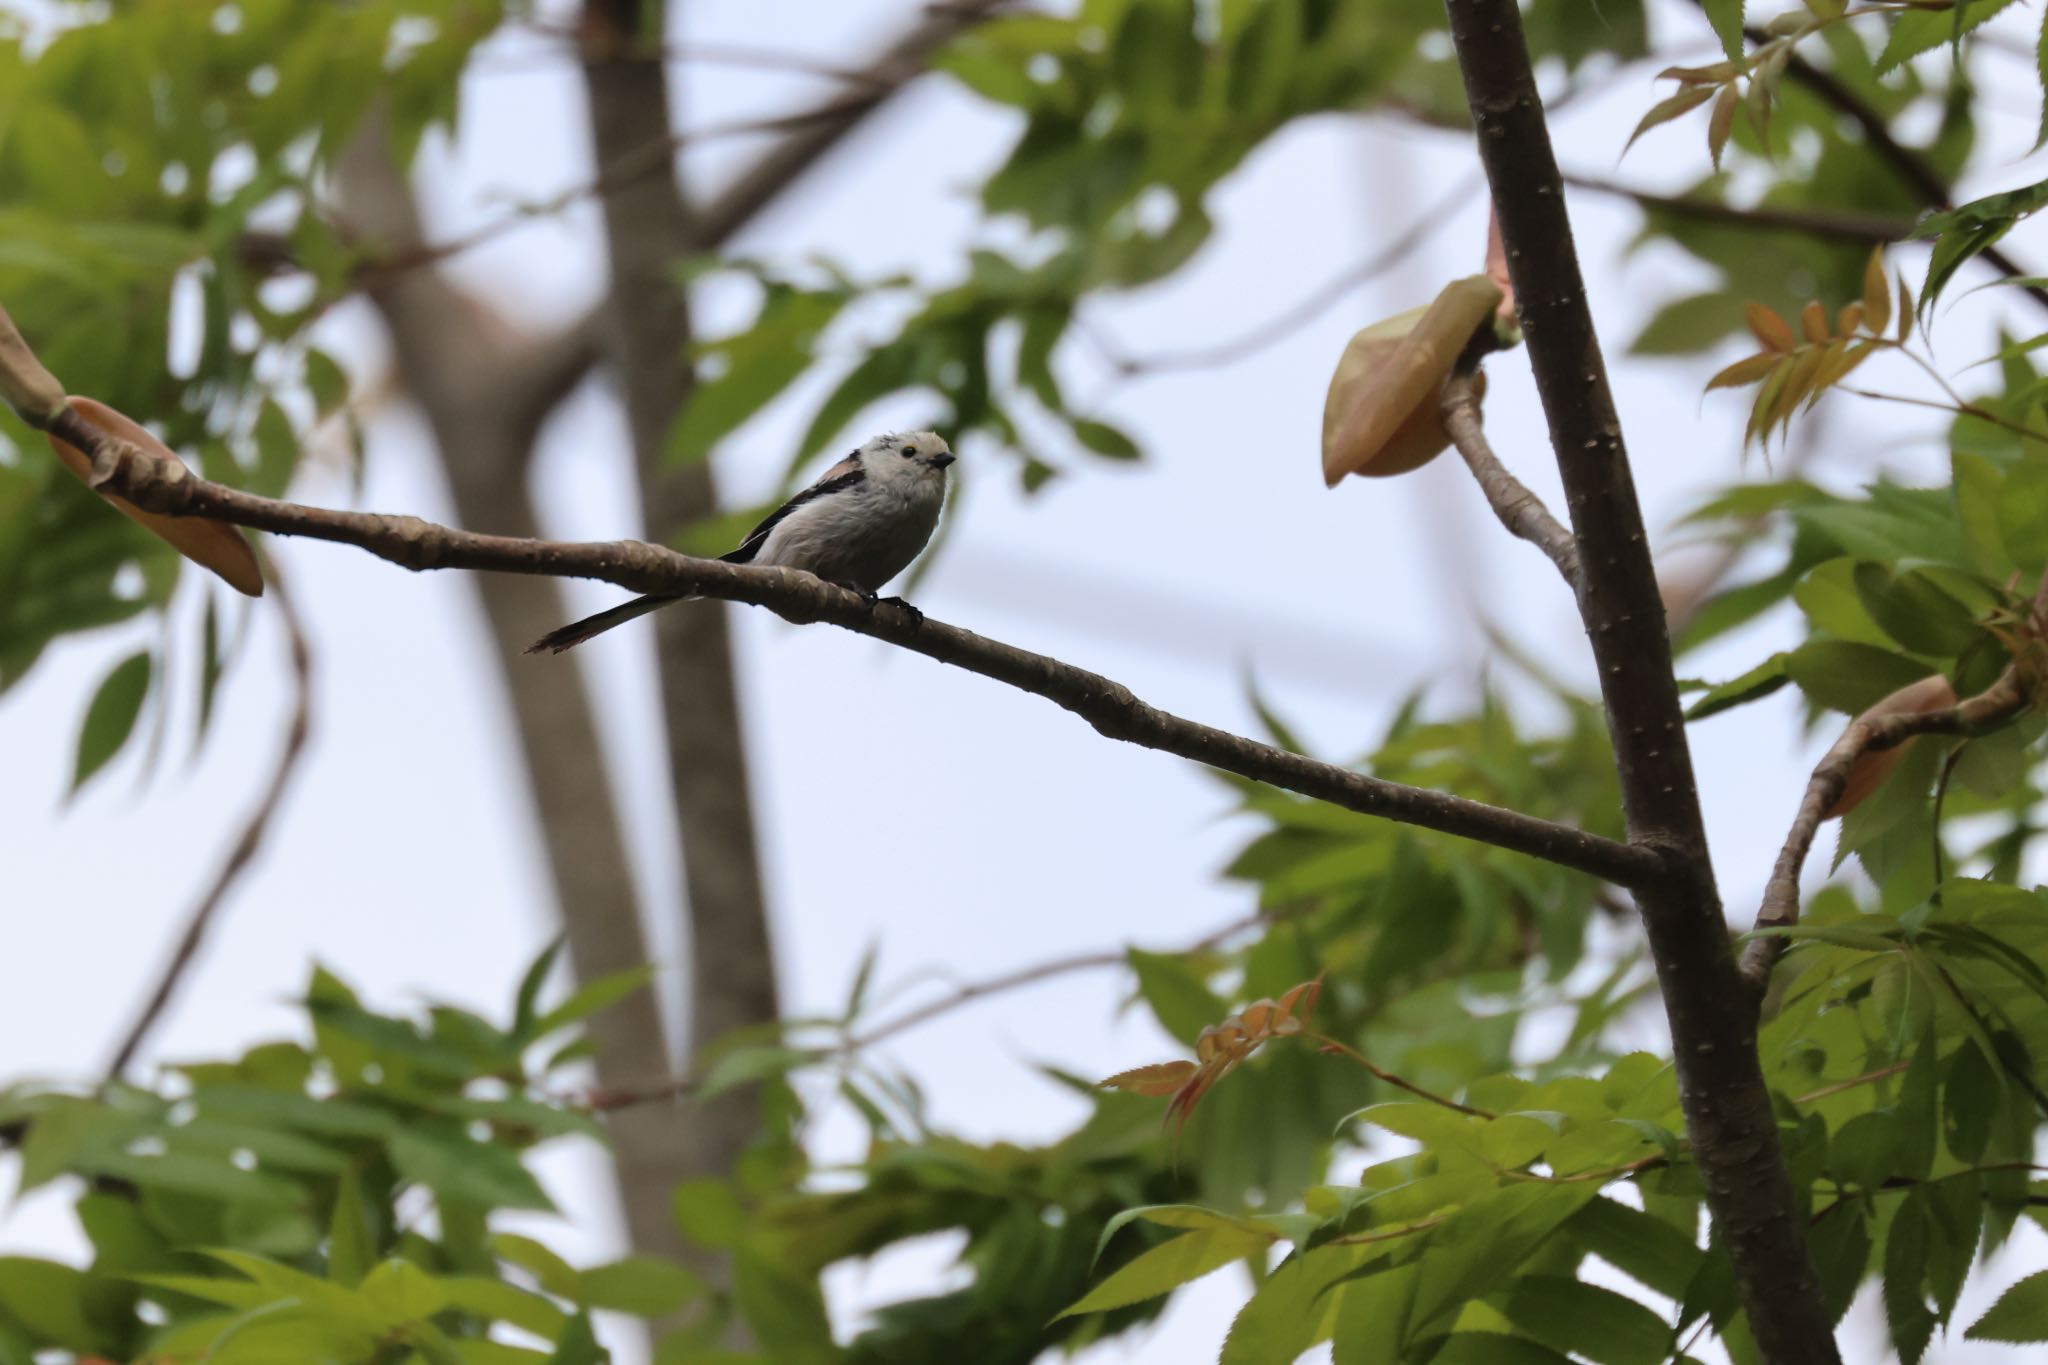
[1562,173,1911,243]
[1741,595,2044,992]
[58,419,1662,889]
[1733,17,2048,315]
[103,561,314,1082]
[1441,372,1582,591]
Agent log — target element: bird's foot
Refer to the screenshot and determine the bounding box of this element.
[878,595,924,628]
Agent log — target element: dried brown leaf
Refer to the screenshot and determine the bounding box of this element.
[1825,675,1958,818]
[47,397,265,597]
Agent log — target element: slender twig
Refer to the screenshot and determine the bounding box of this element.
[102,563,315,1081]
[353,100,881,283]
[583,908,1275,1111]
[45,413,1660,888]
[1327,1213,1449,1247]
[1441,372,1583,592]
[1564,174,1911,243]
[1313,1034,1494,1118]
[1096,173,1487,378]
[1737,19,2048,315]
[1793,1061,1909,1105]
[1741,652,2035,994]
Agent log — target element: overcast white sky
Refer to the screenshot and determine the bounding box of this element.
[5,1,2048,1361]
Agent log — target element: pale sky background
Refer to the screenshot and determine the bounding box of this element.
[3,1,2047,1361]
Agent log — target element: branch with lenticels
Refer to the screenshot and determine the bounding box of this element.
[15,380,1660,890]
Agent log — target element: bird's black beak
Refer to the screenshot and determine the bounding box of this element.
[932,452,957,469]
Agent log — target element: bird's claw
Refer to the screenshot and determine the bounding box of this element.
[878,595,924,628]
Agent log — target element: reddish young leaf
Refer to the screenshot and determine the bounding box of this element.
[1862,249,1892,335]
[1098,1062,1198,1098]
[1745,302,1796,352]
[1706,353,1779,391]
[1800,301,1831,345]
[1834,302,1865,338]
[1624,85,1717,155]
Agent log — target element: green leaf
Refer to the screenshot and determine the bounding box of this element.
[527,964,656,1043]
[513,937,566,1041]
[672,1179,747,1250]
[71,650,151,793]
[492,1234,582,1300]
[1427,1334,1576,1365]
[1059,1225,1269,1317]
[1967,1267,2048,1341]
[1071,416,1140,459]
[327,1167,375,1287]
[1703,0,1745,62]
[1126,948,1227,1045]
[1684,652,1790,720]
[1412,1184,1596,1333]
[1498,1275,1673,1365]
[546,1311,605,1365]
[440,1276,570,1339]
[578,1257,703,1318]
[390,1129,555,1213]
[1885,1190,1936,1364]
[1784,640,1933,715]
[732,1249,832,1365]
[0,1257,110,1351]
[1877,0,2021,74]
[1566,1198,1705,1299]
[358,1258,448,1327]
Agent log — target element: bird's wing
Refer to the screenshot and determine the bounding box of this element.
[721,456,865,564]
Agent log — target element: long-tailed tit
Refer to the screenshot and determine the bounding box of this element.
[528,430,956,654]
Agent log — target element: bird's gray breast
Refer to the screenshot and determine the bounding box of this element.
[756,477,941,591]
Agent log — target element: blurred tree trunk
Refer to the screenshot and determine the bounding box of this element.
[343,0,1005,1281]
[334,122,696,1263]
[578,0,778,1211]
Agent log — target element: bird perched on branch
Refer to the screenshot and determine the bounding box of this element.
[528,430,956,654]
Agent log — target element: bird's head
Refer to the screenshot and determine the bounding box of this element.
[861,430,956,485]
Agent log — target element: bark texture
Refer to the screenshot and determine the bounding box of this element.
[1442,2,1842,1360]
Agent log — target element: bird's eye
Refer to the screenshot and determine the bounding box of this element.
[900,446,917,457]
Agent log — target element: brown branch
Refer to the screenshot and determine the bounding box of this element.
[1741,663,2032,992]
[1441,372,1582,592]
[1313,1034,1494,1118]
[1445,3,1841,1361]
[55,419,1661,888]
[1737,20,2048,315]
[352,100,881,284]
[1562,173,1912,243]
[1096,172,1487,378]
[103,560,314,1082]
[684,0,1014,250]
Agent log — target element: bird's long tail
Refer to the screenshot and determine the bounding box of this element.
[526,593,683,654]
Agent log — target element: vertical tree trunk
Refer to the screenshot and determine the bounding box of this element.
[1442,3,1841,1361]
[580,0,780,1199]
[335,123,693,1263]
